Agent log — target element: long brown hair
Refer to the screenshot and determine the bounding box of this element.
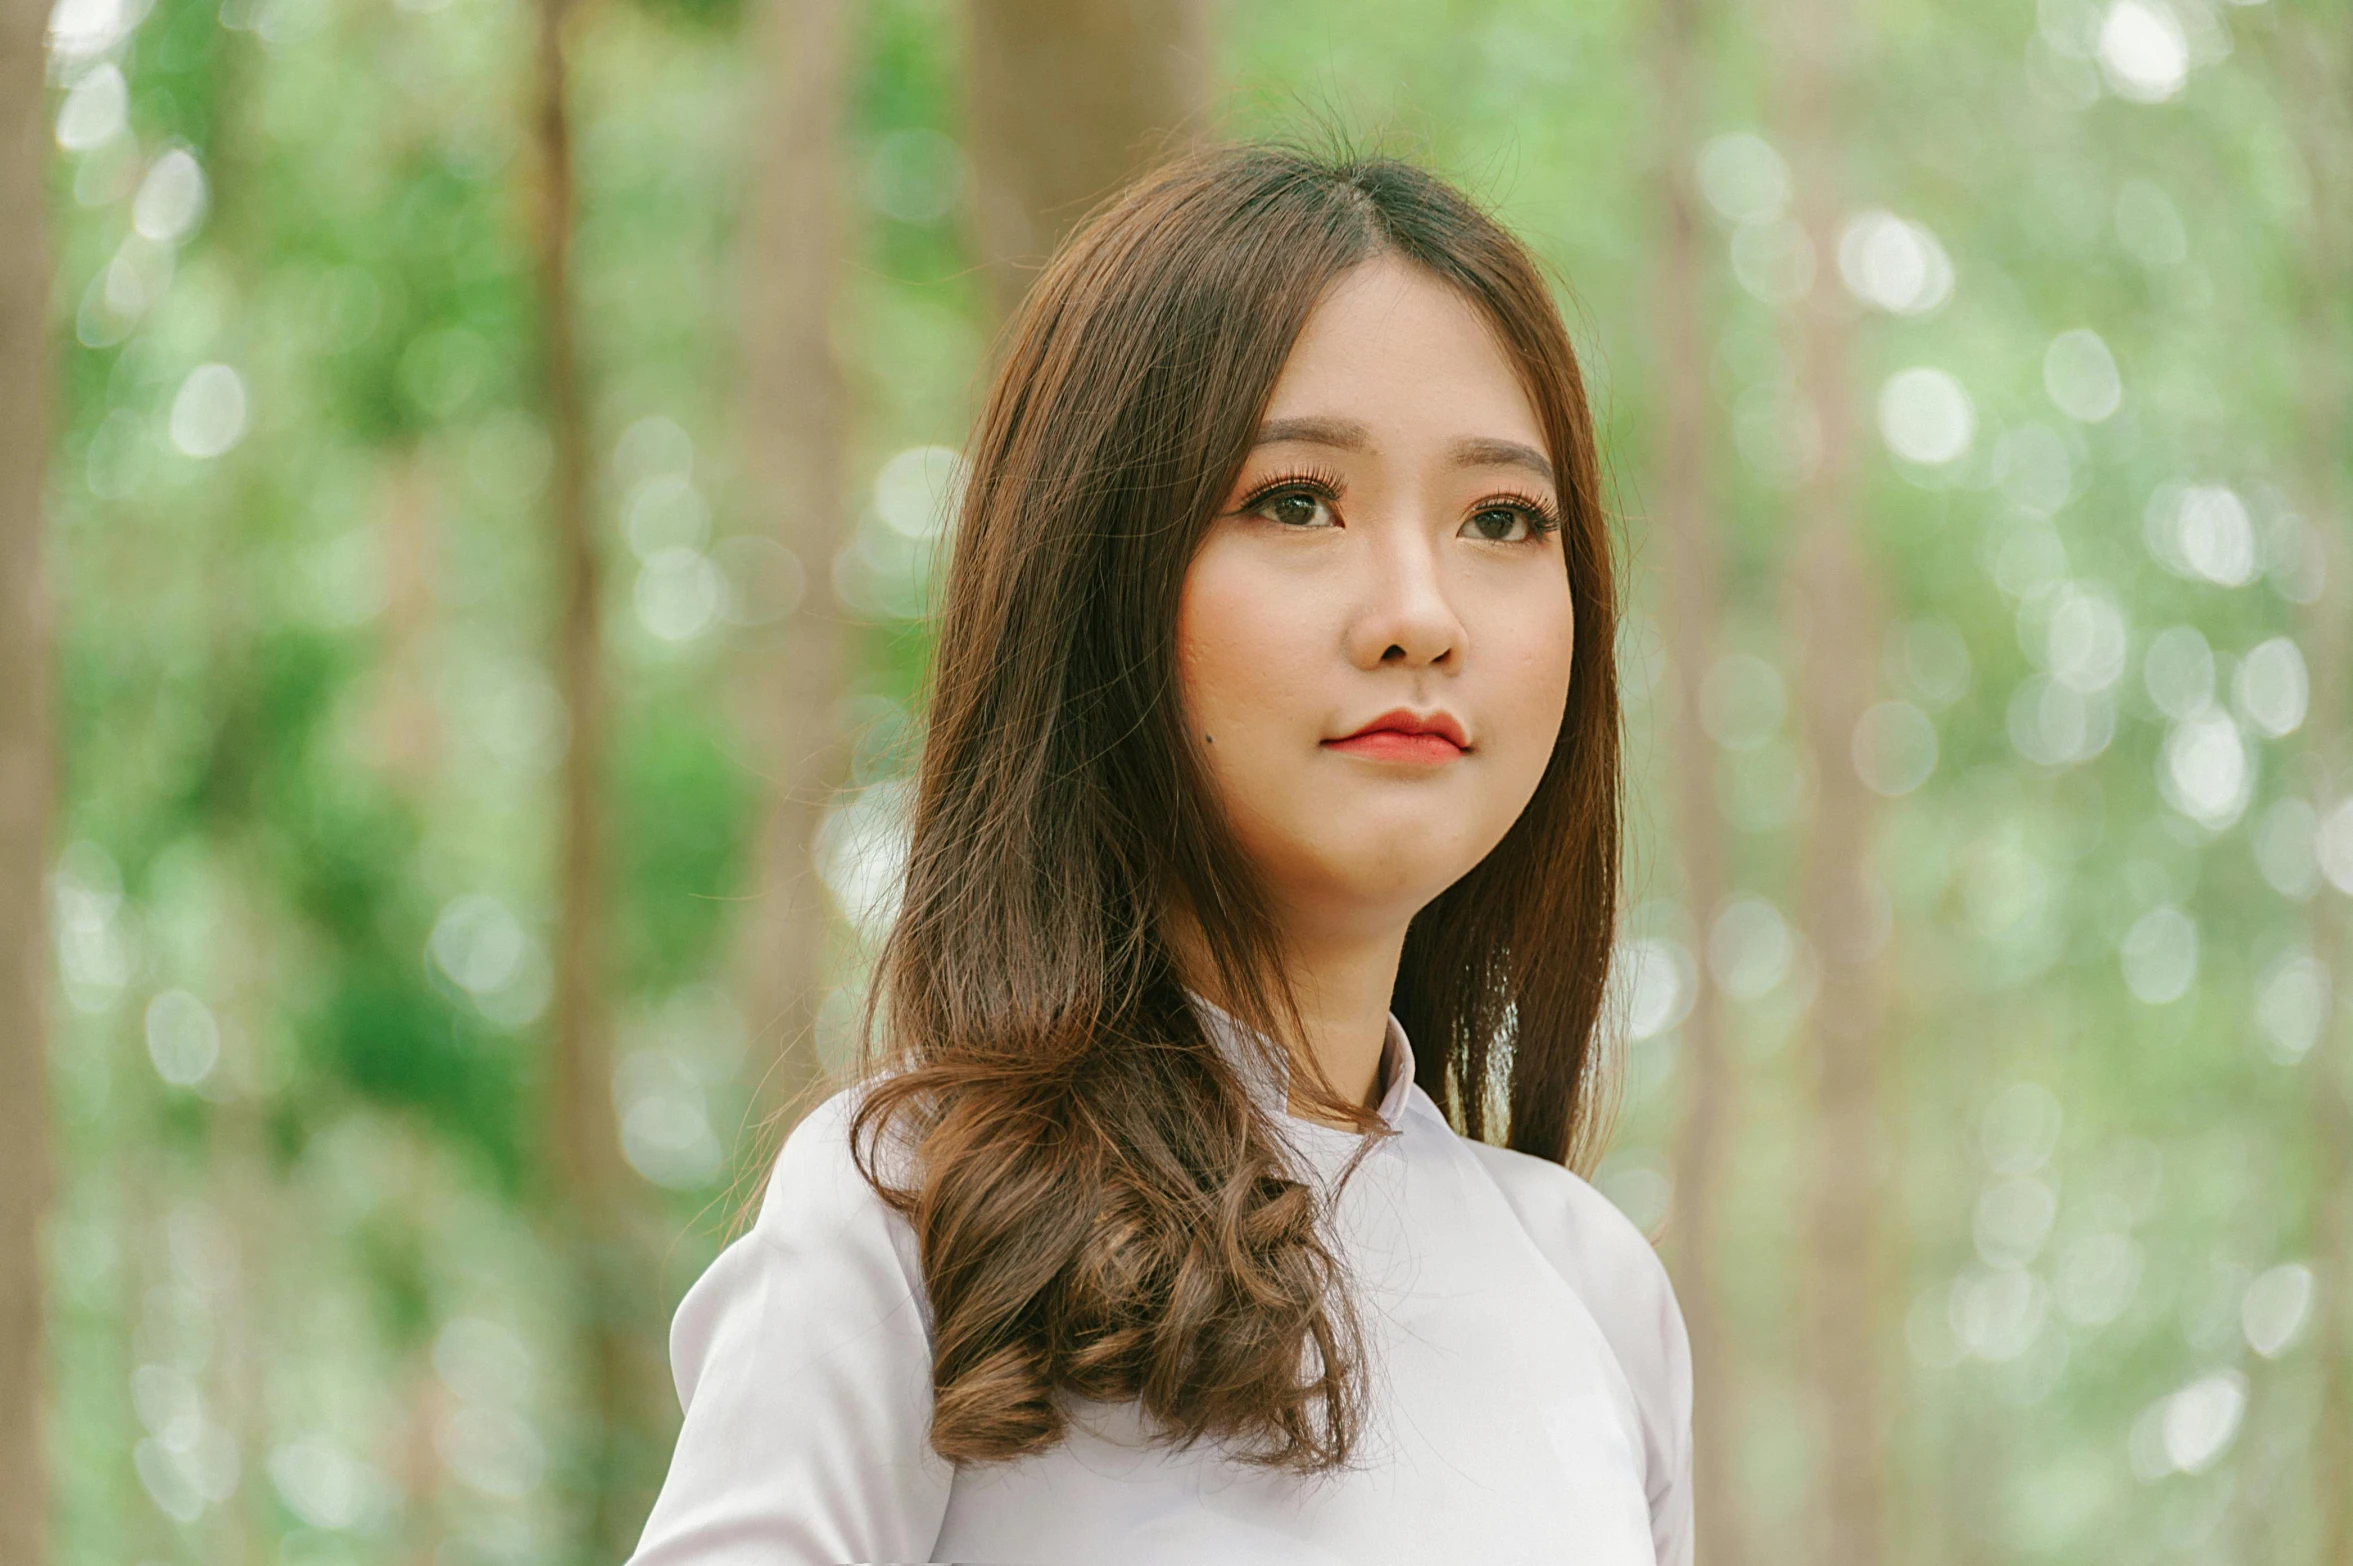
[836,142,1623,1476]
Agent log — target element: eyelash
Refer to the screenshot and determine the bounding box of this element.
[1236,465,1349,519]
[1235,468,1564,537]
[1474,487,1565,536]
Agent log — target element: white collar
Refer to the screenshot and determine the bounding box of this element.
[1183,987,1420,1135]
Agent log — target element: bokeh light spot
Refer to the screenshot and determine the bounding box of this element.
[1878,367,1976,465]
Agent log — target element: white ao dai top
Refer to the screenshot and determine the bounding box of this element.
[625,996,1695,1565]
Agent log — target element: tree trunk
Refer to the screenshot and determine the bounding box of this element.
[365,453,444,787]
[0,0,56,1552]
[1648,0,1741,1561]
[528,0,646,1557]
[2305,536,2352,1566]
[394,1345,451,1566]
[964,0,1213,323]
[2272,9,2352,1554]
[1787,486,1888,1566]
[535,0,608,1231]
[728,0,853,1141]
[1775,4,1888,1564]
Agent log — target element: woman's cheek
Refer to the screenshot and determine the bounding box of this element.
[1176,564,1273,799]
[1509,590,1576,728]
[1492,603,1574,805]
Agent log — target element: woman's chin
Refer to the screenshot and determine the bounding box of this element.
[1268,844,1488,926]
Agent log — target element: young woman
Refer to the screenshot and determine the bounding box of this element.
[625,142,1693,1566]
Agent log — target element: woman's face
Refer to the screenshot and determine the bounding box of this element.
[1177,253,1577,943]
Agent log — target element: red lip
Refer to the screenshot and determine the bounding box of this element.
[1322,708,1470,764]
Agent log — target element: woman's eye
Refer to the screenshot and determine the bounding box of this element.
[1463,506,1533,543]
[1256,488,1338,529]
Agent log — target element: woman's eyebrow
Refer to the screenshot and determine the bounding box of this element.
[1448,436,1554,484]
[1252,415,1373,452]
[1250,418,1555,486]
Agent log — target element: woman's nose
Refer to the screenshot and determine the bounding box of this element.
[1346,525,1464,669]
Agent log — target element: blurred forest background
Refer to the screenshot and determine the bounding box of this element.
[3,0,2351,1562]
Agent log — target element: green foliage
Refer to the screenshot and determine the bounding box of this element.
[355,1206,438,1352]
[613,695,755,992]
[625,0,746,37]
[34,0,2351,1561]
[309,955,524,1189]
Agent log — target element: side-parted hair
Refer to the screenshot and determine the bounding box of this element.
[840,141,1623,1476]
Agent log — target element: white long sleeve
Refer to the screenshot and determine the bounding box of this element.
[623,1089,951,1566]
[626,1001,1696,1566]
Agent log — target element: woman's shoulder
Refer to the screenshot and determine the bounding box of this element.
[1453,1136,1692,1409]
[1450,1134,1697,1565]
[1455,1141,1667,1286]
[746,1077,923,1246]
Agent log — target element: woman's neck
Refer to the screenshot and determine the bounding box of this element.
[1167,902,1409,1123]
[1276,920,1409,1121]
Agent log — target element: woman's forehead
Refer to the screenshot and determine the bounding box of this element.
[1259,257,1547,453]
